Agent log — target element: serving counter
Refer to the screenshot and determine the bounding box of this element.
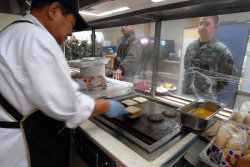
[80,120,198,167]
[77,95,232,167]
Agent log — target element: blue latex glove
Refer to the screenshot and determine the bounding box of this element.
[104,100,128,118]
[75,79,87,90]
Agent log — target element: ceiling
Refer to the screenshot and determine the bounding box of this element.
[80,0,189,21]
[0,0,189,20]
[86,0,250,29]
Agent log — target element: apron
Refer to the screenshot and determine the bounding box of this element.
[0,21,73,167]
[0,92,72,167]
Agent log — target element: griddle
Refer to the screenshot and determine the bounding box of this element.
[94,94,183,156]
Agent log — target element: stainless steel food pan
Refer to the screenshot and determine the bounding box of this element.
[178,100,222,131]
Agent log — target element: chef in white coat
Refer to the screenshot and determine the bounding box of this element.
[0,0,127,167]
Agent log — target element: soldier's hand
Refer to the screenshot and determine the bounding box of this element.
[113,69,123,80]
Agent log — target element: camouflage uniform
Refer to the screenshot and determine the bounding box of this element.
[183,39,236,99]
[115,32,143,81]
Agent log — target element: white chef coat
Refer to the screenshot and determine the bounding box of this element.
[0,14,95,167]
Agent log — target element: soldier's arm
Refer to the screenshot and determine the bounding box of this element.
[220,49,236,76]
[120,41,142,75]
[184,46,192,71]
[114,38,125,70]
[182,45,193,94]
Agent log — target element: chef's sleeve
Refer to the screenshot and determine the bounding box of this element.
[20,28,95,128]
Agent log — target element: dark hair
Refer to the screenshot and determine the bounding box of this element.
[31,1,73,16]
[30,1,52,10]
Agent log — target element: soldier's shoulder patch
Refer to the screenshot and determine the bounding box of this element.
[212,41,232,57]
[213,41,227,50]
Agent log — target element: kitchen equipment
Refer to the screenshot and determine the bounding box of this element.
[93,94,185,160]
[83,77,133,99]
[162,110,177,118]
[68,57,108,76]
[147,113,165,122]
[122,97,147,119]
[178,100,222,131]
[199,139,221,167]
[126,105,144,119]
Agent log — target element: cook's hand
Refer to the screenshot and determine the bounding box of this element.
[75,79,87,90]
[113,69,123,80]
[93,76,107,89]
[104,100,128,118]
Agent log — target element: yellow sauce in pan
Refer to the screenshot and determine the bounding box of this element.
[190,107,214,119]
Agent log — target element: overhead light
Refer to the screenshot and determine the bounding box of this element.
[98,7,130,16]
[79,11,98,16]
[151,0,166,3]
[140,38,149,45]
[80,7,130,17]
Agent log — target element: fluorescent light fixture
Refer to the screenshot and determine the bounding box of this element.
[160,40,166,46]
[98,7,130,16]
[80,7,130,17]
[151,0,166,2]
[79,11,98,16]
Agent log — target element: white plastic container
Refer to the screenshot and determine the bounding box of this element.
[68,57,108,76]
[80,57,107,76]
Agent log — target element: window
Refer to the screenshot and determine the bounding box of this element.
[157,12,250,108]
[97,23,155,93]
[64,31,105,60]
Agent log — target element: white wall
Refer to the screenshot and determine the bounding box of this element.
[0,13,20,30]
[99,27,121,45]
[99,23,155,46]
[160,11,250,55]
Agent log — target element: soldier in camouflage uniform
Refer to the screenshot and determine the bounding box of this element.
[113,26,143,81]
[183,16,236,100]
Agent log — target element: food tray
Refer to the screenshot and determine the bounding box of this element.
[199,139,220,167]
[178,100,222,130]
[199,138,244,167]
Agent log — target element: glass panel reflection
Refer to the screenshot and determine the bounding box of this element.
[66,11,250,109]
[159,12,250,108]
[98,23,155,93]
